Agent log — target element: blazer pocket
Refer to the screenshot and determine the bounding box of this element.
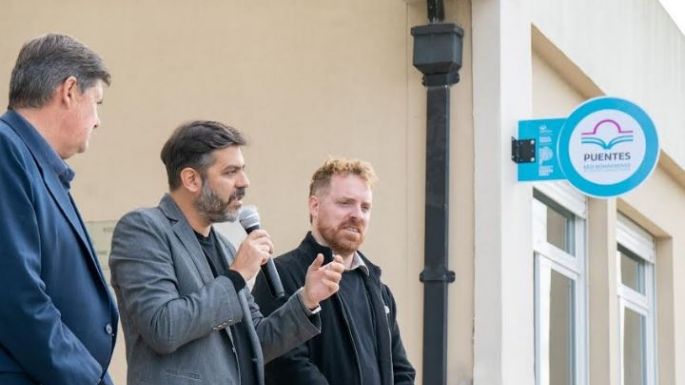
[162,368,203,383]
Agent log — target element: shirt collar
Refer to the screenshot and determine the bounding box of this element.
[348,251,369,276]
[7,110,75,189]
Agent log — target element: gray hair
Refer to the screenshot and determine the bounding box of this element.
[8,33,110,109]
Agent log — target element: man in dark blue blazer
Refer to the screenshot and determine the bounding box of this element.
[0,34,118,385]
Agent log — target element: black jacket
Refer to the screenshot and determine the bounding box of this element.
[253,232,415,385]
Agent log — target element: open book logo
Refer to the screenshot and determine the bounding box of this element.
[580,119,633,150]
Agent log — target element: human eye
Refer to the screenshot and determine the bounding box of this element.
[224,167,239,176]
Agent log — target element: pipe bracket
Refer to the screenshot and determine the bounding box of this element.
[420,269,456,283]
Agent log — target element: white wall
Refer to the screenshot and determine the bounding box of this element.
[531,0,685,170]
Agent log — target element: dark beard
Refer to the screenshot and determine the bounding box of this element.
[319,218,365,255]
[194,183,245,224]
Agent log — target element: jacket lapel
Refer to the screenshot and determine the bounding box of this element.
[216,233,265,383]
[46,177,109,287]
[1,113,109,289]
[159,194,215,284]
[238,291,265,385]
[360,256,394,385]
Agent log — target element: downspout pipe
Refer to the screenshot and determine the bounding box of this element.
[410,1,463,384]
[427,0,445,22]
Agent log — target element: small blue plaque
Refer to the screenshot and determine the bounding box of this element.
[517,118,565,181]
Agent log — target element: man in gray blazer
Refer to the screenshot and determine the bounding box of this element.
[109,120,344,385]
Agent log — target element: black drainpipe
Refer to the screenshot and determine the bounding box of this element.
[410,1,463,384]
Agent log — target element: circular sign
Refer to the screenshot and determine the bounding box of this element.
[557,97,659,198]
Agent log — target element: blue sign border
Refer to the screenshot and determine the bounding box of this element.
[557,97,660,198]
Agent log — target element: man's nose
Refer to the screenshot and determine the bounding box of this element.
[238,170,250,188]
[349,204,364,219]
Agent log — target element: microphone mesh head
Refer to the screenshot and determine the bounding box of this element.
[238,205,260,230]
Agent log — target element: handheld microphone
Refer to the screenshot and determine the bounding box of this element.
[238,206,285,299]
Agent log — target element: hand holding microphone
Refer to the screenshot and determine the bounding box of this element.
[237,206,285,298]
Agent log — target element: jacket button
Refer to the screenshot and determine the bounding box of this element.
[105,323,113,335]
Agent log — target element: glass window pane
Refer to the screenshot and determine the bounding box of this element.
[620,248,645,294]
[547,206,573,255]
[624,308,646,385]
[549,270,575,385]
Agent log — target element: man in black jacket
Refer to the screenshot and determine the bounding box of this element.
[253,158,415,385]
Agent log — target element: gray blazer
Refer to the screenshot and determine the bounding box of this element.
[109,194,320,385]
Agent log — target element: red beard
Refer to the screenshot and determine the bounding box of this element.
[319,218,365,255]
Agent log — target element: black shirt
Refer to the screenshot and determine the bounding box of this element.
[339,268,382,385]
[195,229,257,385]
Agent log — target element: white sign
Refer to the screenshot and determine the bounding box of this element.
[557,97,659,198]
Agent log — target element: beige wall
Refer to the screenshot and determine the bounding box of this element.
[532,0,685,169]
[471,0,536,383]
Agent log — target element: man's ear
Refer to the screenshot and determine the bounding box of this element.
[58,76,79,107]
[180,168,203,193]
[308,195,319,221]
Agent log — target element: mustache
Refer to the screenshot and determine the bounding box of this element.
[229,187,246,202]
[339,218,363,232]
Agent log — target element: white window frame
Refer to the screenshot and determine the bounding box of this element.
[533,182,588,385]
[617,215,656,385]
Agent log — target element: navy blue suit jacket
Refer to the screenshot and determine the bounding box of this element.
[0,111,118,384]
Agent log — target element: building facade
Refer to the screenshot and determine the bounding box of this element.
[1,0,683,384]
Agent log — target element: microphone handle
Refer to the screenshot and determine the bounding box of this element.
[262,258,285,298]
[244,223,285,298]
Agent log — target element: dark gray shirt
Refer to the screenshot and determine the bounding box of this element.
[195,229,257,385]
